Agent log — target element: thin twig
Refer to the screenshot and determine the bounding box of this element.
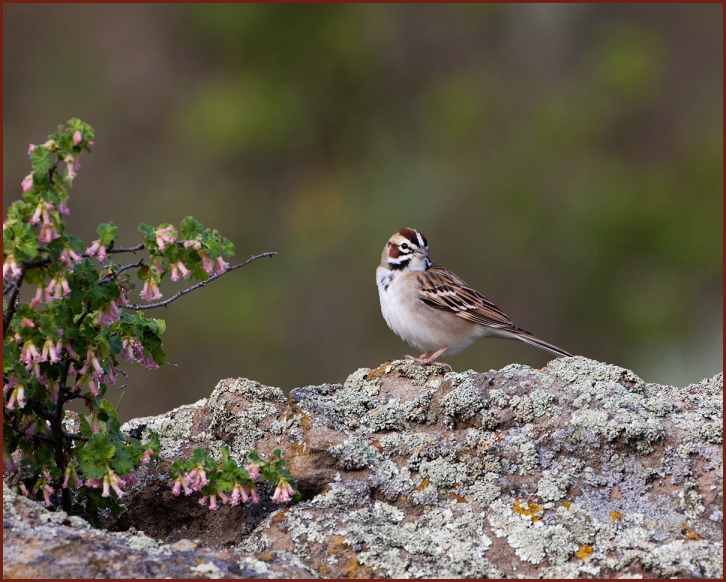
[99,259,145,284]
[17,243,146,273]
[124,251,277,310]
[3,266,26,338]
[114,368,130,391]
[108,244,145,254]
[62,432,89,443]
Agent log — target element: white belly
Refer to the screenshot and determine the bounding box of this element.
[376,267,478,354]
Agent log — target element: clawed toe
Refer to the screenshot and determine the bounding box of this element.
[404,352,453,371]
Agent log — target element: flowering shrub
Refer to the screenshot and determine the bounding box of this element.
[170,447,299,510]
[3,119,294,524]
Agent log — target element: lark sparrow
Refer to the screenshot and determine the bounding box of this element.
[376,228,572,367]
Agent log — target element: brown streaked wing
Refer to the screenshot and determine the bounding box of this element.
[417,263,518,330]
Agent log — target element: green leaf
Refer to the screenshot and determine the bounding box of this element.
[138,223,155,239]
[111,447,134,475]
[78,435,114,479]
[96,222,118,246]
[180,216,203,240]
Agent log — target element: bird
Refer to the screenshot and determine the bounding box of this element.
[376,227,572,368]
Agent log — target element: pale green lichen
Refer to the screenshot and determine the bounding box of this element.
[109,358,720,578]
[439,372,488,425]
[536,470,570,502]
[122,399,205,458]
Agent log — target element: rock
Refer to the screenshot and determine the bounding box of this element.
[2,482,315,578]
[3,357,723,578]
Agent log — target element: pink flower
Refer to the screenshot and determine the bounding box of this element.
[73,131,82,146]
[85,240,107,262]
[20,318,35,328]
[21,174,33,192]
[29,285,44,307]
[183,239,202,251]
[141,448,154,465]
[41,338,60,363]
[63,340,76,359]
[186,467,209,491]
[122,338,144,362]
[28,144,36,155]
[87,378,100,396]
[143,356,159,370]
[218,491,230,504]
[39,223,60,243]
[3,256,22,280]
[16,385,26,408]
[20,341,41,364]
[5,388,17,411]
[139,279,162,301]
[30,204,43,225]
[58,200,70,215]
[108,471,125,497]
[89,349,104,374]
[198,496,208,507]
[214,257,229,275]
[208,494,218,510]
[62,465,79,489]
[271,481,295,504]
[45,277,70,301]
[42,482,54,507]
[154,225,176,251]
[59,248,81,269]
[97,300,120,326]
[245,463,260,481]
[64,155,80,180]
[201,253,214,274]
[101,474,111,497]
[230,483,249,505]
[170,260,190,281]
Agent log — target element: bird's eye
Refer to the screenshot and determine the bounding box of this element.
[400,243,409,251]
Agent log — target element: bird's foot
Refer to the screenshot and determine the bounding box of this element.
[404,347,452,371]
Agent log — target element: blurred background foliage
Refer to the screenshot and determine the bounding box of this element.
[4,3,722,422]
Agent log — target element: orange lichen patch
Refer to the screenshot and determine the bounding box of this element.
[609,511,623,522]
[365,363,392,379]
[563,501,572,510]
[326,535,347,552]
[575,545,593,559]
[414,478,430,492]
[681,523,701,541]
[513,500,543,522]
[449,492,467,503]
[496,432,503,443]
[271,510,289,525]
[257,552,274,562]
[371,440,385,453]
[343,557,375,578]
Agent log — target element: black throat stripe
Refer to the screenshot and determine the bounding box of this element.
[388,259,410,271]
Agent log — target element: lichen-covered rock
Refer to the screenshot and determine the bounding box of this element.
[3,357,722,578]
[2,483,316,578]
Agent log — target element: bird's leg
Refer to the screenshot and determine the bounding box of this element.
[404,346,452,371]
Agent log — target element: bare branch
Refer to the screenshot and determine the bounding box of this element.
[108,243,145,254]
[99,259,145,284]
[3,265,26,338]
[124,251,277,310]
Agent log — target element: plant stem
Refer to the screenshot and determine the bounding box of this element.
[124,252,277,310]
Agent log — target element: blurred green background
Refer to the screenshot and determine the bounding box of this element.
[3,3,722,422]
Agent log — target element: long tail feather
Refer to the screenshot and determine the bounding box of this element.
[513,331,573,358]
